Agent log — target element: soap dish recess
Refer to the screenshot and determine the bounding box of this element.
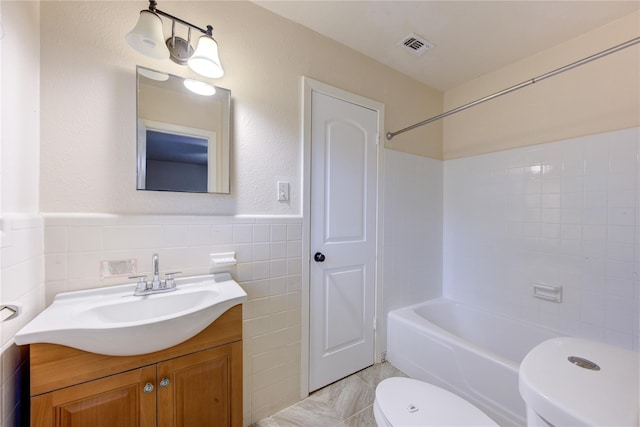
[211,252,237,268]
[532,282,562,303]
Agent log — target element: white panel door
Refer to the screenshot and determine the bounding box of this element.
[309,91,378,391]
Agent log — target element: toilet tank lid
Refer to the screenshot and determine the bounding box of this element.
[519,337,639,426]
[375,377,498,426]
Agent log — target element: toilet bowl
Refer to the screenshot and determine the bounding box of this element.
[374,377,499,426]
[519,337,639,426]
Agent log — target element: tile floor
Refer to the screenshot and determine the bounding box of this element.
[252,362,407,427]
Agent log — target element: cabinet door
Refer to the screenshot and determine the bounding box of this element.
[158,342,242,427]
[31,365,157,427]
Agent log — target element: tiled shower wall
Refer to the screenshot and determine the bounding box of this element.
[43,214,303,425]
[443,127,639,350]
[382,149,443,353]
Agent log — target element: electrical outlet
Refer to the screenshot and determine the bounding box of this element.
[277,181,289,202]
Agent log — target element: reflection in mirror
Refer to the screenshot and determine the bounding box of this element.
[136,66,231,193]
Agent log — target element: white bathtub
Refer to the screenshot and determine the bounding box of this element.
[386,298,560,426]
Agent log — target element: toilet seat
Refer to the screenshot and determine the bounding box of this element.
[374,377,499,426]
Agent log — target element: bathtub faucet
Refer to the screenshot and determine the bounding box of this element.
[129,253,181,296]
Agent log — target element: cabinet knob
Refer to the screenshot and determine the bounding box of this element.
[143,382,154,393]
[160,377,171,388]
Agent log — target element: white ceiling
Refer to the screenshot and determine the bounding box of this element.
[253,1,639,91]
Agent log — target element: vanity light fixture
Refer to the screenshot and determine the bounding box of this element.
[126,0,224,79]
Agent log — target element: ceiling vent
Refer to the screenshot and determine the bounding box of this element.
[398,33,434,56]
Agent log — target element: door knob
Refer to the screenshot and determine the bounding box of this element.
[314,252,326,262]
[143,382,154,393]
[160,377,171,388]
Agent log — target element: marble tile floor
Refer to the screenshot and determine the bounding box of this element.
[252,362,408,427]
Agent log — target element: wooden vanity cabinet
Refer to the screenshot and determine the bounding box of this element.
[31,365,157,427]
[28,305,243,427]
[158,344,238,427]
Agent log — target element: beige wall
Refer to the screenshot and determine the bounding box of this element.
[442,11,640,159]
[39,1,442,216]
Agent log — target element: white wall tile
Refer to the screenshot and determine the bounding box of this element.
[269,260,287,279]
[269,278,287,296]
[287,275,302,292]
[270,241,287,260]
[44,227,68,254]
[162,225,191,248]
[67,252,102,280]
[270,225,287,242]
[609,207,635,226]
[286,258,302,276]
[253,243,271,262]
[252,261,270,281]
[383,149,444,354]
[286,241,301,259]
[253,225,271,243]
[443,127,639,351]
[212,224,233,245]
[44,254,67,282]
[234,244,252,263]
[269,295,288,315]
[103,226,163,250]
[242,280,270,300]
[608,225,635,243]
[233,224,253,244]
[68,226,102,252]
[0,215,44,427]
[188,225,213,246]
[286,224,302,241]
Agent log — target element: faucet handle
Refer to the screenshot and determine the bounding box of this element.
[164,272,182,288]
[129,275,149,291]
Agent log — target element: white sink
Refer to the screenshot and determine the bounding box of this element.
[15,273,247,356]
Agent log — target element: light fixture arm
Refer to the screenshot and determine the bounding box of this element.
[147,0,213,36]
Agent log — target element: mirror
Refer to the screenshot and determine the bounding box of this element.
[136,66,231,194]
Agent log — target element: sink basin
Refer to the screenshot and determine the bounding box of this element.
[91,289,217,323]
[15,273,247,356]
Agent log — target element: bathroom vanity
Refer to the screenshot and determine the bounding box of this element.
[28,305,242,426]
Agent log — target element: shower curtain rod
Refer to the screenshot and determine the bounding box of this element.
[386,36,640,141]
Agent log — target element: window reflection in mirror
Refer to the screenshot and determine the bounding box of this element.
[136,66,231,194]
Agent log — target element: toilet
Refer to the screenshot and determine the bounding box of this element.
[519,337,639,426]
[374,377,499,426]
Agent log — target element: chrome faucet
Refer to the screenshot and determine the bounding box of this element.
[129,253,181,296]
[151,253,161,288]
